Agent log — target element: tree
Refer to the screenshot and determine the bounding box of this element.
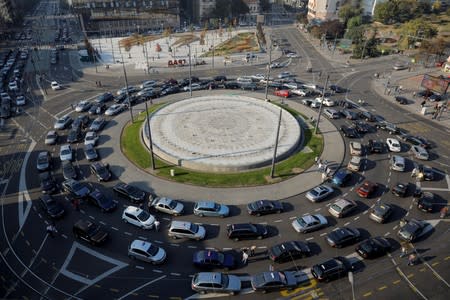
[373,1,398,24]
[400,18,438,48]
[338,3,361,27]
[320,20,345,38]
[347,16,362,30]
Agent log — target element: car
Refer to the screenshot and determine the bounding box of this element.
[39,195,64,218]
[326,227,361,248]
[90,162,111,181]
[62,160,77,180]
[316,97,335,107]
[351,121,370,134]
[168,220,206,240]
[356,181,378,198]
[417,89,434,98]
[87,189,116,212]
[329,85,346,93]
[277,72,291,79]
[72,115,90,130]
[416,192,436,212]
[340,125,358,138]
[73,219,108,245]
[355,237,391,259]
[128,239,166,264]
[239,82,258,91]
[247,199,283,216]
[416,164,434,181]
[291,214,328,233]
[359,111,375,122]
[291,89,309,96]
[270,62,281,69]
[50,81,61,90]
[59,144,73,161]
[54,115,73,130]
[347,156,362,172]
[400,134,431,149]
[286,52,298,58]
[39,171,57,194]
[391,182,408,197]
[191,272,241,295]
[84,131,99,146]
[140,80,158,89]
[274,89,290,98]
[45,130,58,145]
[368,139,384,153]
[193,201,229,217]
[75,100,91,112]
[390,155,405,172]
[193,249,236,270]
[410,145,429,160]
[386,138,401,152]
[340,109,358,120]
[183,83,202,91]
[223,81,240,89]
[328,199,357,218]
[122,206,156,229]
[311,256,352,282]
[398,219,428,242]
[84,144,98,161]
[89,117,106,132]
[349,141,362,156]
[105,104,126,116]
[309,99,321,108]
[96,92,114,103]
[160,85,180,96]
[88,103,107,115]
[66,128,81,143]
[268,241,311,263]
[324,108,340,119]
[306,185,334,202]
[251,271,297,293]
[113,182,146,203]
[369,203,393,223]
[36,151,52,171]
[376,121,398,134]
[428,94,442,102]
[393,62,408,70]
[15,95,25,106]
[213,75,227,82]
[331,169,352,187]
[226,223,268,241]
[116,86,138,96]
[149,196,184,215]
[395,96,408,104]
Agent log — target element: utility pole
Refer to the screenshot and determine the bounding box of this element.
[144,99,156,170]
[188,44,192,97]
[314,74,329,135]
[265,44,272,101]
[270,108,282,178]
[121,53,134,123]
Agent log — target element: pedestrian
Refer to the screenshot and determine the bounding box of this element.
[269,264,274,272]
[46,224,57,237]
[408,254,417,266]
[400,245,408,258]
[411,167,417,178]
[70,103,74,110]
[242,250,249,264]
[387,89,391,96]
[420,100,426,108]
[413,91,416,98]
[154,219,160,232]
[440,206,448,218]
[99,81,102,87]
[250,245,256,257]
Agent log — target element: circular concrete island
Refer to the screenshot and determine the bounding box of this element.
[143,95,301,172]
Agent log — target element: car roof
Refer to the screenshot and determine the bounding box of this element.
[196,201,215,209]
[125,206,142,215]
[130,239,151,251]
[334,198,354,208]
[194,272,222,284]
[170,220,192,229]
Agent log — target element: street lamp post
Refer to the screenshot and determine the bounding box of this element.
[265,44,272,101]
[314,74,329,135]
[270,108,282,178]
[144,100,156,170]
[188,44,192,97]
[121,53,134,123]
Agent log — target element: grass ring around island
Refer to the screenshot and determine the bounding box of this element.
[121,102,323,187]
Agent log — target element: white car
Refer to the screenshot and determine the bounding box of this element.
[183,83,202,91]
[105,104,126,116]
[51,81,61,90]
[310,99,321,108]
[45,130,58,145]
[386,138,401,152]
[315,97,335,107]
[122,206,156,229]
[251,74,266,81]
[277,72,291,79]
[75,100,91,112]
[84,131,99,146]
[139,80,157,89]
[59,144,73,161]
[15,95,26,106]
[8,81,19,91]
[291,89,308,96]
[128,240,166,264]
[286,52,298,58]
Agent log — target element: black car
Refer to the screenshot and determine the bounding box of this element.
[40,195,64,218]
[326,227,361,248]
[213,75,227,82]
[40,171,57,194]
[114,93,127,103]
[160,85,180,96]
[113,182,146,203]
[87,189,116,212]
[73,219,108,245]
[311,256,352,282]
[416,192,436,212]
[351,121,370,134]
[358,111,375,122]
[192,249,236,270]
[268,241,311,263]
[417,89,434,98]
[90,162,111,181]
[329,85,346,93]
[340,109,358,120]
[398,219,427,242]
[340,125,358,138]
[375,121,398,134]
[429,94,442,102]
[227,223,268,241]
[66,128,82,143]
[72,115,90,130]
[395,96,408,104]
[368,139,384,153]
[355,237,391,259]
[251,271,298,293]
[62,160,77,180]
[96,92,114,103]
[420,165,435,181]
[331,169,352,187]
[247,200,283,216]
[400,134,431,149]
[392,182,408,197]
[88,103,106,115]
[224,81,240,89]
[62,179,91,198]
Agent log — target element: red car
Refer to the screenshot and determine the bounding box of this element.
[275,89,291,98]
[356,181,378,198]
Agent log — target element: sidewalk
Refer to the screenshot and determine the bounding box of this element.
[102,91,345,204]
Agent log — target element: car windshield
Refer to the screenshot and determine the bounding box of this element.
[38,156,47,163]
[190,223,199,233]
[86,223,99,235]
[137,210,150,221]
[61,149,71,156]
[168,200,177,209]
[96,193,109,205]
[310,189,319,196]
[147,244,159,256]
[331,204,342,212]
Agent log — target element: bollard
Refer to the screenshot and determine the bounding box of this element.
[170,169,175,177]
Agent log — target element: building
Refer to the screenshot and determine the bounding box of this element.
[307,0,341,21]
[70,0,180,35]
[243,0,261,15]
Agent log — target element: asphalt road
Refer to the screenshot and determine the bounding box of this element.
[1,2,449,300]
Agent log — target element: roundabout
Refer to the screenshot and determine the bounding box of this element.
[144,95,301,172]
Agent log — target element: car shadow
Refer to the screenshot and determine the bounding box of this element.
[97,146,114,160]
[385,204,408,224]
[202,224,220,240]
[363,158,377,171]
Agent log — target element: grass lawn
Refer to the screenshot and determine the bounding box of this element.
[121,103,323,187]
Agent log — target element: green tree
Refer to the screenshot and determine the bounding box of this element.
[373,1,398,24]
[347,16,362,30]
[400,18,438,48]
[338,3,362,27]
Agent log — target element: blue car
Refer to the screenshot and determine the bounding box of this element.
[331,169,352,187]
[193,249,236,270]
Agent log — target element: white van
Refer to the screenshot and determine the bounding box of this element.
[236,76,253,84]
[324,108,340,119]
[390,155,405,172]
[349,141,362,156]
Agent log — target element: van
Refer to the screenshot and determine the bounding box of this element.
[324,108,340,119]
[349,142,362,156]
[236,76,253,84]
[347,156,361,172]
[390,155,405,172]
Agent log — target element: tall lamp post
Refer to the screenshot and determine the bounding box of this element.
[144,99,156,170]
[264,44,273,101]
[270,108,282,178]
[121,53,134,123]
[188,44,192,97]
[314,74,329,135]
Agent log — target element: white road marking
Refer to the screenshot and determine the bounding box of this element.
[61,234,68,239]
[111,227,119,231]
[344,222,350,226]
[305,237,314,241]
[393,225,398,230]
[124,232,132,236]
[343,193,348,197]
[170,243,180,247]
[320,232,327,236]
[18,139,36,232]
[116,275,166,300]
[135,266,144,270]
[273,219,283,223]
[384,232,390,237]
[154,240,163,244]
[138,236,147,240]
[188,245,197,249]
[170,273,181,276]
[314,208,321,212]
[99,221,106,225]
[152,269,163,273]
[89,215,95,220]
[257,246,267,249]
[289,216,297,220]
[354,216,360,221]
[363,210,368,214]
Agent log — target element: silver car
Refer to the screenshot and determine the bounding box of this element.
[292,214,328,233]
[150,197,184,216]
[59,144,73,161]
[168,220,206,240]
[306,185,333,202]
[45,130,58,145]
[410,145,429,160]
[84,144,98,161]
[191,272,241,295]
[54,115,73,130]
[193,201,229,217]
[128,240,166,264]
[89,117,106,132]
